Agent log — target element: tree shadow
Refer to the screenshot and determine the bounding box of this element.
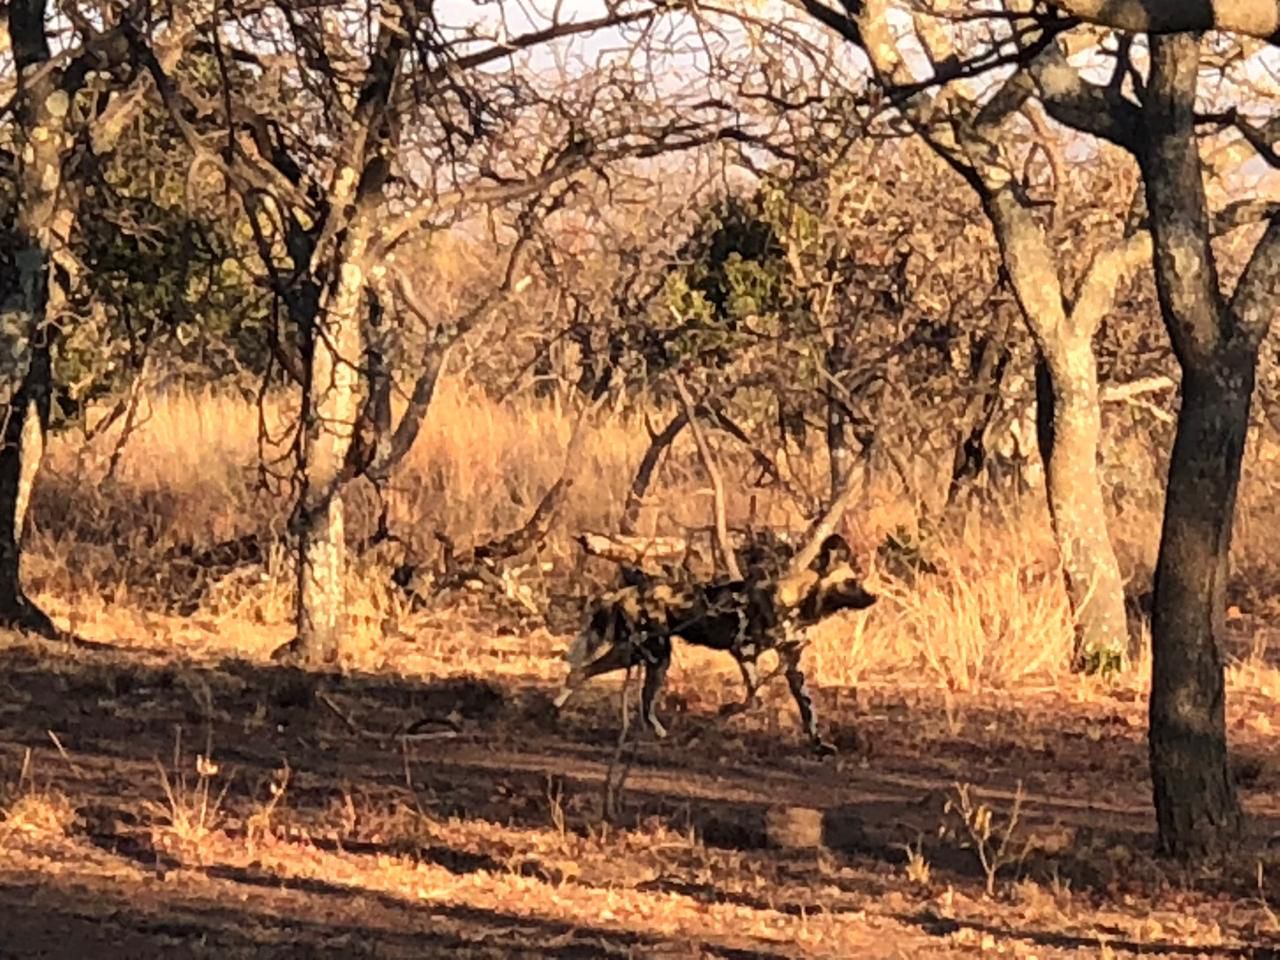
[3,635,1279,919]
[892,909,1279,959]
[0,875,789,959]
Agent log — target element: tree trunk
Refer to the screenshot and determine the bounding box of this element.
[1148,363,1247,857]
[984,190,1129,675]
[1141,34,1247,858]
[0,322,55,637]
[273,5,409,666]
[290,255,367,665]
[0,1,70,636]
[1037,344,1129,673]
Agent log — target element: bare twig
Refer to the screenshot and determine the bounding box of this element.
[787,467,859,577]
[621,409,689,537]
[673,375,742,581]
[318,692,461,744]
[602,666,638,823]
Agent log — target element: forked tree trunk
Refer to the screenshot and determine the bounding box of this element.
[291,253,368,665]
[1148,362,1248,855]
[1035,340,1129,672]
[984,192,1130,674]
[275,8,410,666]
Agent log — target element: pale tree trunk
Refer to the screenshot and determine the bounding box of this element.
[981,189,1137,674]
[291,250,369,665]
[849,1,1133,674]
[273,9,411,666]
[1034,330,1128,672]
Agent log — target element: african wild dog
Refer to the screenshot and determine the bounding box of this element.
[552,534,877,756]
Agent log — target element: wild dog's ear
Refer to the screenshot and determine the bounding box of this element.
[811,534,853,574]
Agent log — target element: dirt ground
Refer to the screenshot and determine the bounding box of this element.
[2,626,1280,959]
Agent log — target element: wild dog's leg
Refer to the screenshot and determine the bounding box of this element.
[737,652,760,703]
[718,647,761,718]
[780,643,836,757]
[639,635,672,738]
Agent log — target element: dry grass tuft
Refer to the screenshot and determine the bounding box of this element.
[1,790,78,843]
[0,751,78,846]
[807,517,1072,692]
[143,731,232,861]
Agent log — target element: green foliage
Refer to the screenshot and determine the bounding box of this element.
[33,55,272,423]
[652,186,818,377]
[1077,644,1125,678]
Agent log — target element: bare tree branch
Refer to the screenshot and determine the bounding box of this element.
[673,374,743,581]
[1041,1,1280,44]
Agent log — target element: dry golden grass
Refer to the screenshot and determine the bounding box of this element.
[22,378,1280,701]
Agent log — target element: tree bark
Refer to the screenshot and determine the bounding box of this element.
[1148,363,1247,856]
[271,6,413,666]
[0,1,71,637]
[1043,1,1280,43]
[291,246,369,665]
[1141,32,1247,857]
[1037,336,1128,673]
[984,191,1130,673]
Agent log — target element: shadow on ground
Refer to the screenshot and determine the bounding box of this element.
[2,636,1280,958]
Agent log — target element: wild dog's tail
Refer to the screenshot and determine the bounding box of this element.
[563,625,594,667]
[555,592,627,709]
[554,624,598,709]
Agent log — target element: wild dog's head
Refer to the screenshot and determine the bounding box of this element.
[808,533,878,618]
[775,534,878,624]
